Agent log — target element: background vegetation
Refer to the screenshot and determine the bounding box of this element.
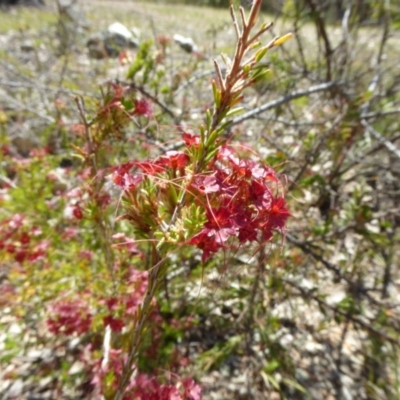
[1,0,400,399]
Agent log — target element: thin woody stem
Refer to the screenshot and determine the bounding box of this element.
[248,21,273,45]
[213,59,225,91]
[230,6,241,39]
[75,96,117,296]
[210,5,273,132]
[114,241,163,399]
[239,7,248,30]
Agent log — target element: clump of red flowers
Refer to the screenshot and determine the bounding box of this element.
[102,268,151,333]
[47,297,92,336]
[92,347,201,400]
[188,145,289,261]
[0,213,49,264]
[112,134,289,263]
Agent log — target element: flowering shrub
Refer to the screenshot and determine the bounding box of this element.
[114,142,289,263]
[103,2,292,398]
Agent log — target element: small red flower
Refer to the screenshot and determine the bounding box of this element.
[134,161,165,175]
[19,232,30,245]
[133,98,153,117]
[191,175,220,194]
[105,297,119,311]
[103,315,124,333]
[205,206,236,231]
[237,217,258,243]
[183,133,201,148]
[73,206,83,220]
[156,151,189,170]
[6,244,15,254]
[183,378,202,400]
[112,164,143,191]
[15,250,27,263]
[268,197,290,229]
[189,229,225,262]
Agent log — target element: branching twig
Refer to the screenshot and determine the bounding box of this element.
[360,120,400,160]
[304,0,333,81]
[286,233,399,317]
[75,96,117,295]
[114,242,163,400]
[283,278,400,346]
[230,81,340,127]
[358,4,400,160]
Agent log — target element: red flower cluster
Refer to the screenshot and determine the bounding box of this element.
[92,347,201,400]
[133,98,153,117]
[47,298,92,336]
[92,83,154,141]
[0,214,49,264]
[127,374,201,400]
[102,269,150,333]
[112,135,289,263]
[189,145,289,261]
[112,151,189,191]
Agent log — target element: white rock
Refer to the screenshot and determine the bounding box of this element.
[88,23,140,59]
[69,361,85,375]
[108,22,134,41]
[6,379,23,397]
[304,341,324,353]
[326,290,346,306]
[173,34,198,53]
[8,323,22,335]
